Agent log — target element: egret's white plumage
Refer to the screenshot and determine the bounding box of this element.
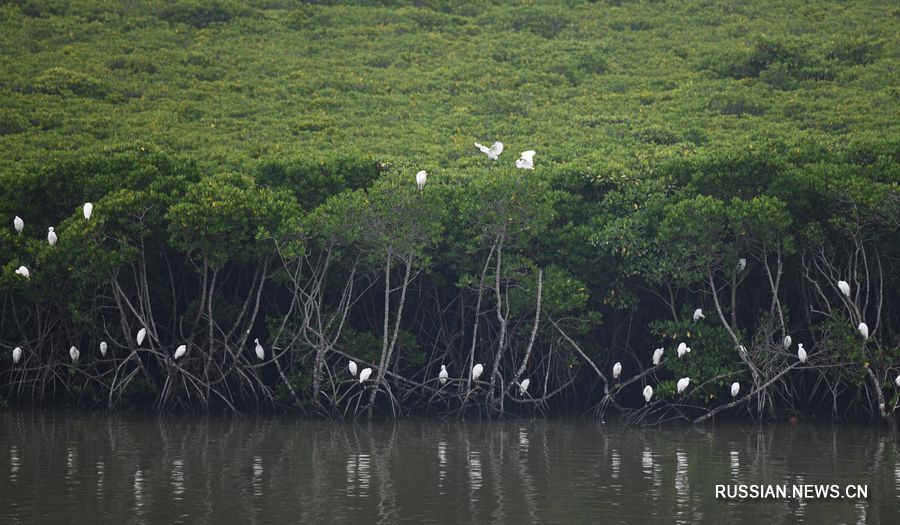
[174,344,187,360]
[439,364,448,385]
[15,266,30,279]
[12,346,22,364]
[83,203,93,220]
[677,342,689,359]
[895,374,900,388]
[838,280,850,298]
[254,338,265,360]
[642,385,653,403]
[136,328,146,347]
[676,377,690,394]
[797,343,807,363]
[14,216,23,234]
[348,361,358,377]
[47,227,57,246]
[415,170,427,190]
[359,367,372,383]
[738,258,747,272]
[99,341,107,356]
[652,347,664,366]
[731,382,740,398]
[472,363,484,381]
[858,322,869,340]
[783,335,792,349]
[693,308,704,322]
[69,346,80,362]
[515,150,536,170]
[519,378,530,396]
[474,141,503,160]
[612,362,622,380]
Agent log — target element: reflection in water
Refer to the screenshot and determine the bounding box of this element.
[171,459,185,500]
[9,445,19,483]
[437,440,447,490]
[96,461,105,499]
[730,450,739,479]
[674,450,689,523]
[252,456,263,498]
[133,469,145,518]
[611,449,620,480]
[468,450,483,492]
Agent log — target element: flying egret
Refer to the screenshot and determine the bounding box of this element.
[783,335,792,348]
[519,378,530,396]
[136,328,146,347]
[12,347,22,364]
[415,170,427,190]
[15,266,30,279]
[14,216,23,234]
[858,322,868,340]
[731,382,740,398]
[612,362,622,380]
[254,338,265,360]
[677,342,690,359]
[99,341,107,357]
[439,364,448,385]
[471,363,484,381]
[652,347,664,365]
[676,377,690,394]
[83,203,93,220]
[69,346,80,362]
[642,385,653,404]
[359,367,372,383]
[174,344,187,360]
[837,280,850,298]
[348,360,358,377]
[515,150,535,170]
[47,227,57,246]
[693,308,704,322]
[738,258,747,272]
[474,141,503,160]
[797,343,807,363]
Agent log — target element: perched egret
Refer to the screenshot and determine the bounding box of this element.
[642,385,653,404]
[254,338,265,360]
[349,360,358,377]
[14,215,23,235]
[652,347,664,365]
[677,342,690,359]
[47,227,57,246]
[693,308,704,322]
[519,378,530,396]
[612,362,622,380]
[474,141,503,160]
[83,202,93,220]
[174,344,187,360]
[676,377,690,394]
[415,170,427,190]
[858,322,869,340]
[12,346,22,364]
[439,364,448,385]
[69,346,80,362]
[797,343,807,363]
[895,374,900,388]
[136,328,146,347]
[359,367,372,383]
[515,150,536,170]
[472,363,484,381]
[99,341,107,357]
[738,258,747,272]
[783,335,792,349]
[731,382,740,398]
[15,266,30,279]
[837,280,850,298]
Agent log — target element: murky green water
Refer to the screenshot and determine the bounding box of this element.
[0,411,897,523]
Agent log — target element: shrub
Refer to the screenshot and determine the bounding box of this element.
[29,67,107,98]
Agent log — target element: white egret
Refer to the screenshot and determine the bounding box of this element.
[47,227,57,246]
[471,363,484,381]
[612,362,622,380]
[738,258,747,272]
[474,141,503,160]
[797,343,807,363]
[519,378,530,396]
[693,308,704,322]
[676,377,690,394]
[15,266,30,279]
[359,367,372,383]
[348,360,358,377]
[895,374,900,388]
[14,215,23,234]
[783,335,792,348]
[439,365,448,385]
[731,382,740,398]
[858,322,868,340]
[254,338,265,360]
[515,150,535,170]
[136,328,147,347]
[83,202,93,220]
[677,342,690,359]
[642,385,653,404]
[652,347,664,365]
[99,341,107,356]
[415,170,427,190]
[69,346,80,362]
[174,344,187,360]
[837,280,850,298]
[12,346,22,364]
